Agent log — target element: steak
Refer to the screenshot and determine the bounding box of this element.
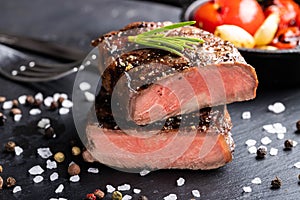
[93,21,258,125]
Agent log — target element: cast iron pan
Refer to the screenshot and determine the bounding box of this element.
[138,0,300,88]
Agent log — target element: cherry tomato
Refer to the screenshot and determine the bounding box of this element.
[271,26,300,49]
[193,0,265,35]
[264,0,299,30]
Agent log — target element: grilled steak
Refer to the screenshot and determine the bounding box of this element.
[93,21,258,125]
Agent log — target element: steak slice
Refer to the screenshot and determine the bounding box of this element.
[87,102,233,170]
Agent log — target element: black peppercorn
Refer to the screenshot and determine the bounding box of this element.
[284,139,294,150]
[50,101,58,110]
[138,195,149,200]
[296,120,300,133]
[57,97,65,107]
[6,177,16,188]
[271,176,282,189]
[0,112,6,126]
[44,126,55,139]
[33,99,42,108]
[0,176,3,189]
[256,147,267,159]
[5,141,16,152]
[10,108,22,116]
[26,95,35,105]
[12,99,19,108]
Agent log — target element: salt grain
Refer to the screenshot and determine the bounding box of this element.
[268,102,285,114]
[15,146,23,156]
[261,136,272,145]
[46,160,57,169]
[69,175,80,182]
[60,93,68,100]
[28,165,44,175]
[293,141,298,147]
[294,162,300,168]
[53,93,61,102]
[245,139,257,147]
[2,101,13,109]
[133,188,141,194]
[176,177,185,187]
[35,92,43,101]
[191,190,201,198]
[59,108,69,115]
[277,133,285,140]
[263,124,277,134]
[122,195,132,200]
[251,177,262,184]
[270,148,278,156]
[13,186,22,193]
[18,95,27,104]
[87,168,99,174]
[163,193,177,200]
[242,111,251,119]
[33,175,44,183]
[55,184,64,193]
[139,169,151,176]
[14,114,22,122]
[106,185,115,193]
[117,183,131,191]
[37,147,53,159]
[62,99,73,108]
[37,118,51,129]
[44,97,54,107]
[242,186,252,193]
[50,172,59,181]
[79,82,91,91]
[248,146,257,154]
[84,91,95,102]
[29,108,41,115]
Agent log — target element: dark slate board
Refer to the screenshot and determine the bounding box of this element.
[1,0,300,199]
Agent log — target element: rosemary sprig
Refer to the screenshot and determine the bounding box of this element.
[128,21,204,56]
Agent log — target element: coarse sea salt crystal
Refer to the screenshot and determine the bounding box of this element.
[263,124,277,134]
[293,141,298,147]
[37,147,53,159]
[163,193,177,200]
[46,159,57,169]
[176,177,185,187]
[33,175,44,183]
[277,133,285,140]
[15,146,23,156]
[294,162,300,168]
[268,102,285,114]
[118,183,131,191]
[58,198,67,200]
[243,186,252,193]
[55,184,64,193]
[69,175,80,182]
[18,95,27,104]
[59,108,69,115]
[35,92,43,101]
[251,177,262,184]
[139,169,151,176]
[84,91,95,102]
[106,185,115,193]
[62,99,73,108]
[2,101,13,109]
[13,186,22,193]
[53,93,61,102]
[245,139,257,147]
[192,190,201,198]
[28,165,44,175]
[50,172,59,181]
[242,111,251,119]
[44,96,54,107]
[79,82,91,91]
[14,114,22,122]
[133,188,141,194]
[29,108,41,115]
[122,195,132,200]
[261,136,272,145]
[37,118,51,129]
[248,146,257,154]
[270,148,278,156]
[87,168,99,174]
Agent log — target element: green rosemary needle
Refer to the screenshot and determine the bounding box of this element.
[128,21,204,56]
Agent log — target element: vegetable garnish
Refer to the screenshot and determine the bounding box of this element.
[128,21,204,56]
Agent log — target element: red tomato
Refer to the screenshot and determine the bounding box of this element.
[271,26,300,49]
[264,0,299,30]
[193,0,265,35]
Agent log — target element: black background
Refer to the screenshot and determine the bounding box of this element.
[1,0,300,199]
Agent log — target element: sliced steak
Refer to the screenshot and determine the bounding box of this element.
[93,21,258,125]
